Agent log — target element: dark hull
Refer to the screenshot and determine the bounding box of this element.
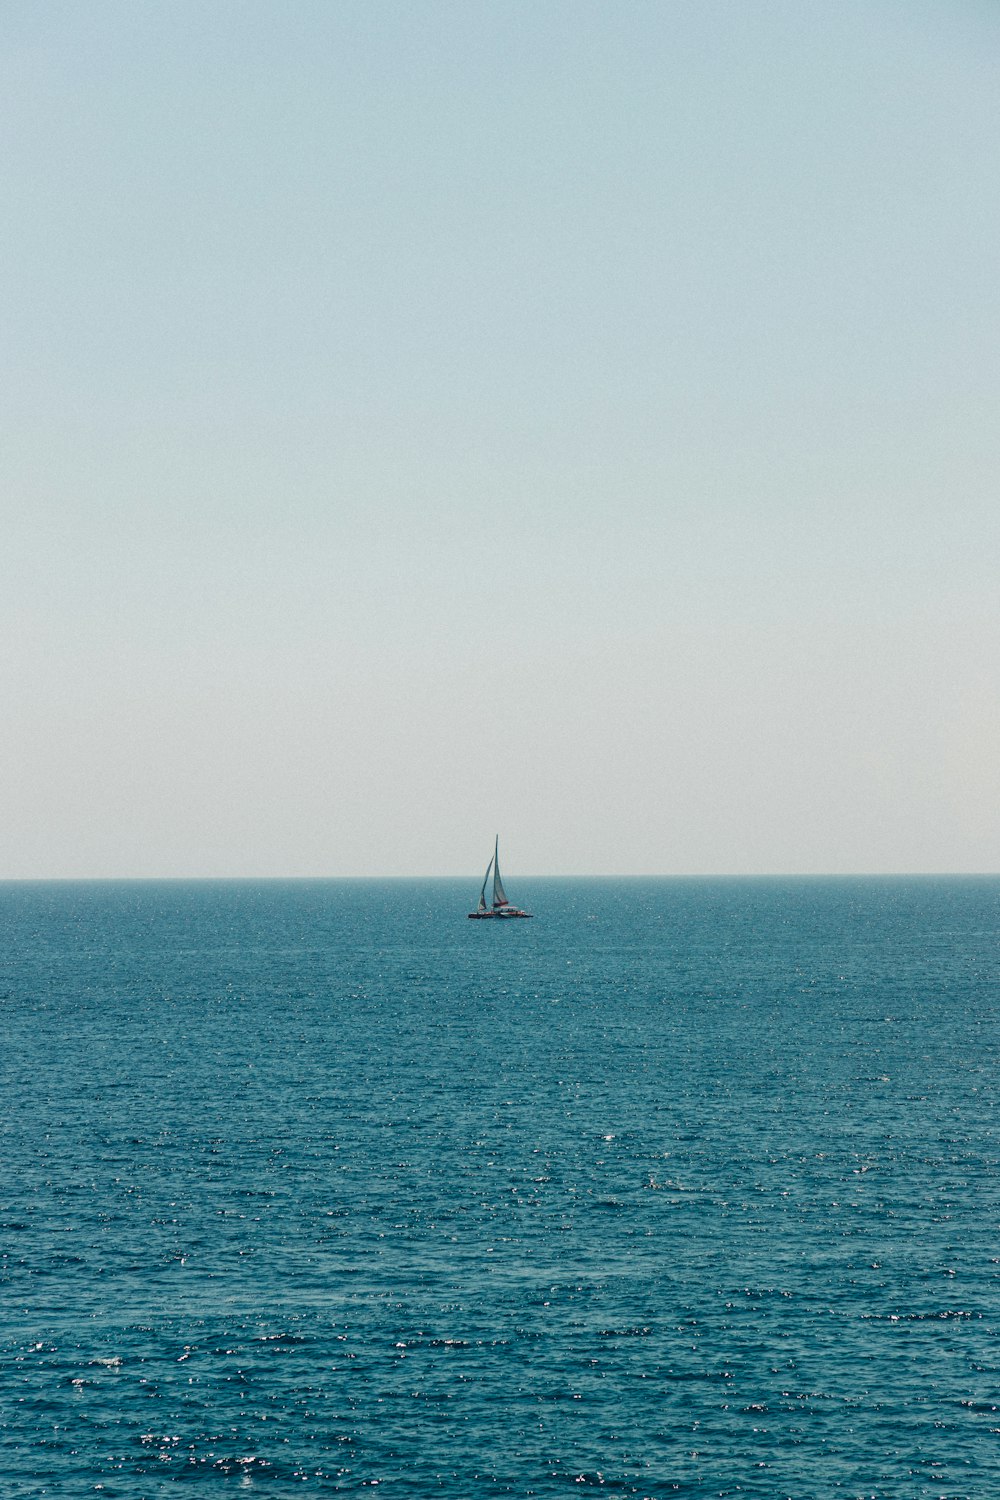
[468,908,533,919]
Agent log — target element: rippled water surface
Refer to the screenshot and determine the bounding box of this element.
[2,877,999,1497]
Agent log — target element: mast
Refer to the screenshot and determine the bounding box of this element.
[492,835,509,908]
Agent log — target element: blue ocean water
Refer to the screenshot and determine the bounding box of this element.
[1,876,999,1498]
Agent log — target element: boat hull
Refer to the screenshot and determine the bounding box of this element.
[468,907,532,919]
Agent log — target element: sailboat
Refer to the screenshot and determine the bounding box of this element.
[468,837,533,919]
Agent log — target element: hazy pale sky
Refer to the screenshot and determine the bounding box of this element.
[2,1,998,878]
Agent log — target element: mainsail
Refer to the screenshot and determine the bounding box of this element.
[491,836,509,907]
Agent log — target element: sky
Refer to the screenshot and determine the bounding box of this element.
[2,0,999,878]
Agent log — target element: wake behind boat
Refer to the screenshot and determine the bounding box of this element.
[468,838,532,919]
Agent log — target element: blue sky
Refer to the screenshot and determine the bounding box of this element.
[2,1,999,876]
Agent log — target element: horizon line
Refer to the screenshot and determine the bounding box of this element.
[0,870,997,884]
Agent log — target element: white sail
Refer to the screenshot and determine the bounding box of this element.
[478,856,494,914]
[492,837,509,907]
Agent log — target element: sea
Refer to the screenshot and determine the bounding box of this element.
[2,876,999,1498]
